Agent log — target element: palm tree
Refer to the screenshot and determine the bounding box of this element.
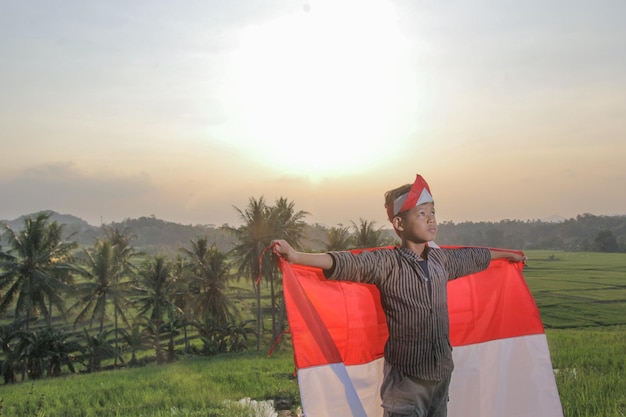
[102,226,139,364]
[72,240,121,330]
[269,197,309,243]
[227,197,272,351]
[71,228,136,365]
[0,213,81,330]
[169,255,193,353]
[0,320,26,384]
[45,330,82,377]
[13,328,49,380]
[134,255,176,328]
[180,238,235,327]
[266,198,309,344]
[223,319,256,353]
[77,328,121,372]
[229,196,309,350]
[160,305,186,363]
[142,306,185,365]
[12,327,79,380]
[351,218,385,248]
[118,320,150,367]
[324,225,353,251]
[134,255,184,363]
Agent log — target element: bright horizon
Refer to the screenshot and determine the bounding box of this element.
[1,1,625,228]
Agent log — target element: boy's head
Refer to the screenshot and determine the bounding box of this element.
[384,174,434,224]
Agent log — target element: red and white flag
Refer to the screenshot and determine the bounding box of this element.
[279,247,563,417]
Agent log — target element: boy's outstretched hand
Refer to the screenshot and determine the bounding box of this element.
[490,249,528,263]
[271,239,334,270]
[271,239,297,263]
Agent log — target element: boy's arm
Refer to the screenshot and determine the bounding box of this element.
[490,249,527,263]
[272,239,334,270]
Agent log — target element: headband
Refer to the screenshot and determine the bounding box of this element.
[386,174,433,221]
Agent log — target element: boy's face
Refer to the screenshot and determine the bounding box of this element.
[394,202,437,243]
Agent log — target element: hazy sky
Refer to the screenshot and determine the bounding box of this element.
[1,0,625,228]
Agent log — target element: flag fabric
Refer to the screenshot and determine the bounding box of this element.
[279,247,563,417]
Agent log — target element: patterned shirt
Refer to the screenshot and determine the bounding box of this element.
[326,246,491,381]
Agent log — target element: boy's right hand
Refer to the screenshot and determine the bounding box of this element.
[271,239,298,263]
[272,239,334,270]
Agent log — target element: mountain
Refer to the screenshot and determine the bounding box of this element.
[0,211,331,255]
[1,210,102,246]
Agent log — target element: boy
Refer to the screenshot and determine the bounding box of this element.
[272,174,526,417]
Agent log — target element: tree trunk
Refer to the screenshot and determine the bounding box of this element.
[272,295,287,352]
[114,309,119,366]
[183,322,190,353]
[270,269,276,341]
[255,281,262,351]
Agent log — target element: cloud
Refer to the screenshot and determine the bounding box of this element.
[0,162,156,224]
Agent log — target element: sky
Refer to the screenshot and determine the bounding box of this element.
[1,0,625,228]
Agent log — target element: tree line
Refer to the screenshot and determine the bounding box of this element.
[436,213,626,252]
[0,198,396,385]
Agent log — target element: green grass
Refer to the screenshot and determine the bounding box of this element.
[523,250,626,328]
[547,326,626,417]
[0,350,300,417]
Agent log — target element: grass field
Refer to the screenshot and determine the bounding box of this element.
[1,250,625,416]
[0,350,300,417]
[547,327,625,417]
[523,250,626,328]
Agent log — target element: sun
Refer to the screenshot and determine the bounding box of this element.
[215,0,417,179]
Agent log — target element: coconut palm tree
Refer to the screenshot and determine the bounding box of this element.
[229,196,309,350]
[180,238,235,327]
[102,226,139,364]
[266,198,309,344]
[269,197,309,244]
[227,197,272,351]
[324,225,353,250]
[169,255,194,353]
[134,255,176,328]
[0,213,81,330]
[71,228,137,366]
[351,218,385,248]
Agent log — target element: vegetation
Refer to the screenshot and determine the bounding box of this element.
[547,327,625,417]
[1,200,308,388]
[4,211,625,256]
[0,350,300,417]
[524,250,625,416]
[0,209,625,416]
[436,213,626,252]
[523,250,626,328]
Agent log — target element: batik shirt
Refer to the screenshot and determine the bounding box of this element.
[326,246,491,381]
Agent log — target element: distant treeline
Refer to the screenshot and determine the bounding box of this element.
[436,213,626,252]
[3,211,625,254]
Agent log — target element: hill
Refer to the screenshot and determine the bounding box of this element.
[2,210,101,246]
[0,210,336,255]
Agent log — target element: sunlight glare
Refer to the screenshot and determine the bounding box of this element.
[217,0,417,179]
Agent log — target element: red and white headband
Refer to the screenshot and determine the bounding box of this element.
[387,174,433,221]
